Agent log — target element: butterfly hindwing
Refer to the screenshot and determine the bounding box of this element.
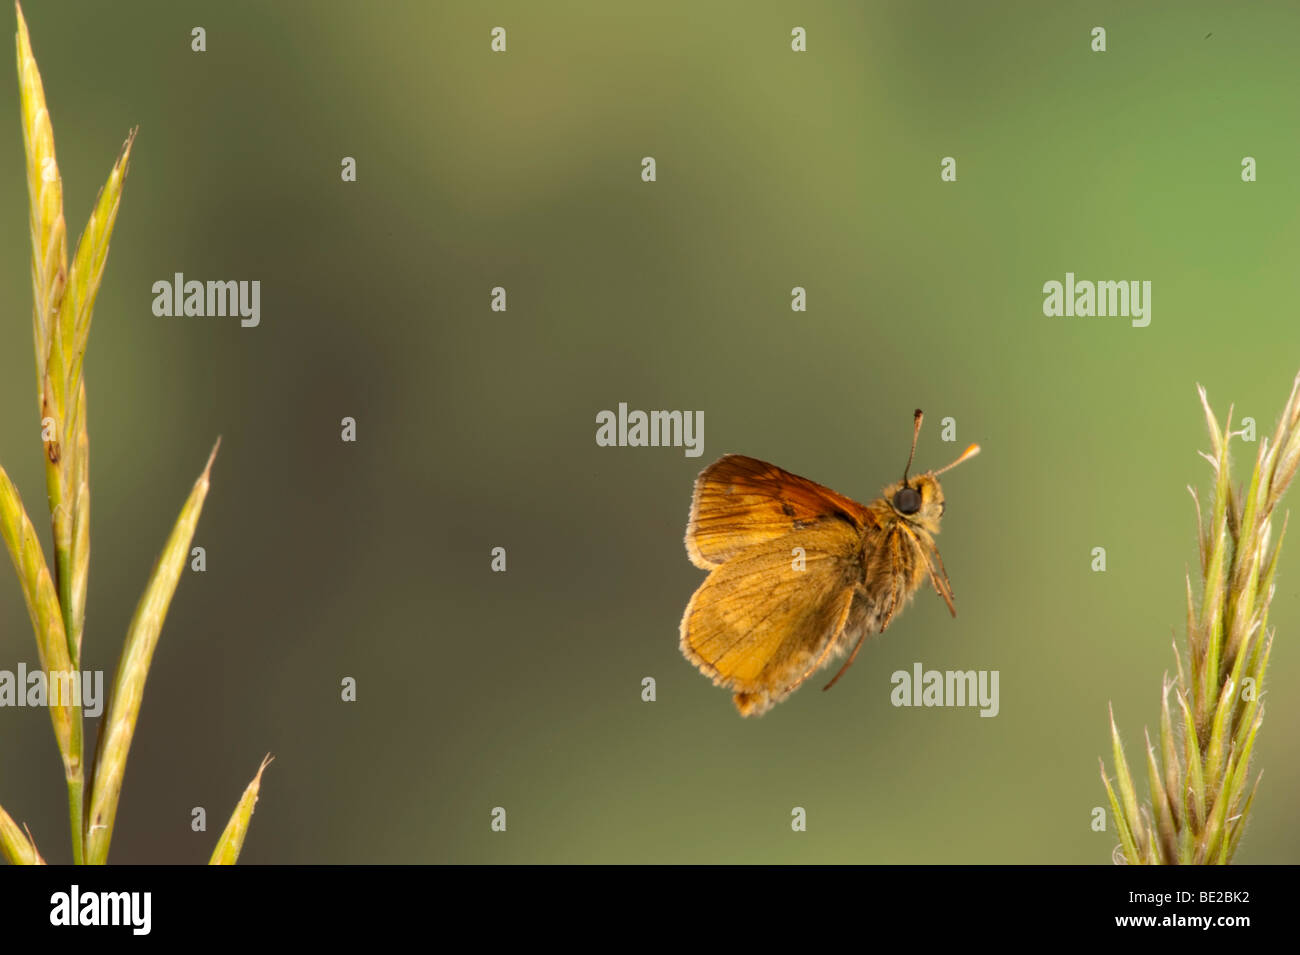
[680,520,863,716]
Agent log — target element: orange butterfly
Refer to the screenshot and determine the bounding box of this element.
[679,410,979,716]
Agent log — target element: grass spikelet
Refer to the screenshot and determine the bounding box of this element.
[1101,373,1300,863]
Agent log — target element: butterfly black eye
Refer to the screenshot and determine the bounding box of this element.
[893,486,922,515]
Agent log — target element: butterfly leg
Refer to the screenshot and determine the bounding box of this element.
[821,583,899,692]
[822,631,869,691]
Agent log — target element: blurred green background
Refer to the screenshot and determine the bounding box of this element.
[1,1,1298,864]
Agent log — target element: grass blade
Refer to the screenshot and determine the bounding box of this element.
[1100,758,1140,864]
[84,441,219,864]
[209,755,273,865]
[1144,730,1175,863]
[58,126,135,415]
[0,803,45,864]
[0,463,73,753]
[14,1,66,392]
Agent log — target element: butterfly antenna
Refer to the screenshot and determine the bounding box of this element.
[901,409,924,486]
[933,443,981,476]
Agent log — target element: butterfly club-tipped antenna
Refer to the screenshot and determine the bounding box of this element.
[933,442,981,477]
[901,409,924,487]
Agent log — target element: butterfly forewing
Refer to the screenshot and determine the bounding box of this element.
[685,454,876,570]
